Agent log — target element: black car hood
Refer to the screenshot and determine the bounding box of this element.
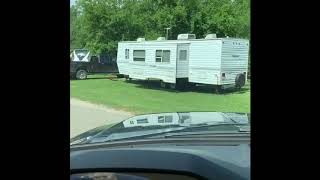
[71,112,250,145]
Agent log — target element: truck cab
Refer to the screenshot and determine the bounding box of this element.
[70,49,118,80]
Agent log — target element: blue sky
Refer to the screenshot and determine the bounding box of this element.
[70,0,76,6]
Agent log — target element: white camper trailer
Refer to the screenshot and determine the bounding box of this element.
[117,34,249,91]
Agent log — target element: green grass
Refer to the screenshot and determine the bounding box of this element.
[71,74,250,114]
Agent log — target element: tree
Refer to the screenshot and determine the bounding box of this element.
[70,5,87,50]
[70,0,250,55]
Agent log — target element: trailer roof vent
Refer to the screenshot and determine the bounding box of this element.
[157,37,166,41]
[205,34,217,39]
[177,34,196,40]
[137,38,145,42]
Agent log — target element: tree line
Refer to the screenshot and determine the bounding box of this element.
[71,0,250,57]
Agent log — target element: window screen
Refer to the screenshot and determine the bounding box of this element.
[155,50,170,63]
[156,50,162,62]
[179,50,187,61]
[162,50,170,62]
[133,50,145,61]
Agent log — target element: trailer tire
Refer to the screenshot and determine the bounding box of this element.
[235,73,245,88]
[76,69,87,80]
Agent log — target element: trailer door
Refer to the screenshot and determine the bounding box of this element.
[176,44,189,78]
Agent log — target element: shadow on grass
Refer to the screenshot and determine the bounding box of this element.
[88,77,114,80]
[126,79,250,95]
[70,78,104,81]
[128,80,178,93]
[70,77,250,94]
[70,76,122,81]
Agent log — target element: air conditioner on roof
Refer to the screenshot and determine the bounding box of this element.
[205,34,217,39]
[177,34,196,40]
[137,38,145,42]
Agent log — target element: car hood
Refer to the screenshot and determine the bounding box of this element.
[71,112,250,145]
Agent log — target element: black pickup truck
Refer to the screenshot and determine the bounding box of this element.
[70,49,118,80]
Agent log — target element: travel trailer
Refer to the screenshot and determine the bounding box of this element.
[117,34,249,92]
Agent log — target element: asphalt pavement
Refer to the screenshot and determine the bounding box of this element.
[70,98,133,138]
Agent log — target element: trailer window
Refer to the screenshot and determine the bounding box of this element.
[179,50,187,61]
[163,50,170,62]
[133,50,145,61]
[156,50,162,62]
[125,49,129,59]
[155,50,170,63]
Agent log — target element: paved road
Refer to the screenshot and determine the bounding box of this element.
[70,98,133,138]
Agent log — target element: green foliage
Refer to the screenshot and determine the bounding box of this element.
[70,0,250,54]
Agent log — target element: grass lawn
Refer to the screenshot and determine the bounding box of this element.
[70,74,250,114]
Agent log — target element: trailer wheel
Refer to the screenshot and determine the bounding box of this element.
[235,73,246,88]
[160,81,167,88]
[76,69,87,80]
